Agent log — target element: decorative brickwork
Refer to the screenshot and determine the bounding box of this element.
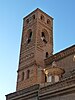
[16,8,53,91]
[45,45,75,65]
[6,8,75,100]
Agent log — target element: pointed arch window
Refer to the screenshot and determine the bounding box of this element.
[41,32,47,44]
[27,31,32,44]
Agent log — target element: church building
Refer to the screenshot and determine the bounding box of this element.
[6,8,75,100]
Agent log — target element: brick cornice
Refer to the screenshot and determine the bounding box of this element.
[23,8,53,20]
[17,60,36,72]
[45,45,75,65]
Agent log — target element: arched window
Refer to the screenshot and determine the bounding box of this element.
[33,15,35,19]
[47,19,50,24]
[41,32,47,44]
[26,70,30,79]
[26,19,29,24]
[21,72,24,81]
[40,15,45,21]
[27,29,33,44]
[42,32,45,37]
[41,29,49,44]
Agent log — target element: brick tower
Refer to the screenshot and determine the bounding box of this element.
[16,8,53,91]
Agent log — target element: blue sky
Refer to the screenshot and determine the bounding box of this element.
[0,0,75,100]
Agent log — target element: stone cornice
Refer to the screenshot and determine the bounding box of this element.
[45,45,75,65]
[6,84,39,99]
[39,75,75,99]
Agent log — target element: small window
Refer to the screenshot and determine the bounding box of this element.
[45,74,47,82]
[29,32,32,38]
[26,19,29,24]
[40,15,44,21]
[46,52,48,58]
[41,32,47,44]
[42,32,45,37]
[26,70,30,79]
[21,72,24,81]
[33,15,35,19]
[41,16,43,20]
[27,32,32,44]
[47,19,50,24]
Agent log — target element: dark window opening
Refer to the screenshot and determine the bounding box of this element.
[43,38,47,43]
[42,32,45,37]
[26,19,29,24]
[40,15,44,21]
[47,19,50,24]
[33,15,35,19]
[41,32,47,44]
[28,38,31,43]
[26,70,30,79]
[41,16,42,20]
[29,32,32,38]
[45,74,47,82]
[46,52,48,58]
[22,72,24,81]
[27,32,32,44]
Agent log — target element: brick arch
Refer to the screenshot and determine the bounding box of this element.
[47,19,51,25]
[41,29,49,43]
[27,29,32,36]
[40,14,45,21]
[26,29,33,44]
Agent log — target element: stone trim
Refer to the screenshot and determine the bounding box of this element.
[6,76,75,99]
[39,85,75,100]
[39,75,75,95]
[6,84,39,99]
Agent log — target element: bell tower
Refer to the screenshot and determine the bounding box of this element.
[16,8,53,91]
